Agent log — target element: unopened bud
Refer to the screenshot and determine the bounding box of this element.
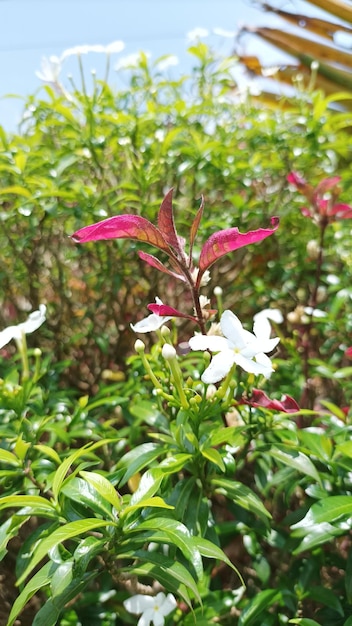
[160,325,171,338]
[162,344,177,361]
[213,286,223,296]
[134,339,145,354]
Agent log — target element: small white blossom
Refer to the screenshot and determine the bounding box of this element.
[189,309,279,384]
[0,304,46,350]
[123,592,177,626]
[131,298,172,334]
[36,56,62,83]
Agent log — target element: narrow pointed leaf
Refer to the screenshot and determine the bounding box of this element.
[17,519,114,586]
[79,470,122,512]
[7,562,56,626]
[157,188,185,257]
[306,0,352,24]
[72,214,170,252]
[138,250,185,280]
[249,27,352,69]
[261,3,352,41]
[189,195,204,258]
[291,496,352,528]
[198,217,279,276]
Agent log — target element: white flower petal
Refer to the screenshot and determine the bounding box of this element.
[189,334,229,352]
[124,595,154,614]
[131,313,172,333]
[233,353,272,377]
[0,326,18,349]
[220,310,247,349]
[138,609,154,626]
[153,611,165,626]
[20,304,46,334]
[201,350,235,384]
[161,594,177,614]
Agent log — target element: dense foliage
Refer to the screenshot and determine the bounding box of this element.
[0,42,352,626]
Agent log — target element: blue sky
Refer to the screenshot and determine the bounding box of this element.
[0,0,332,131]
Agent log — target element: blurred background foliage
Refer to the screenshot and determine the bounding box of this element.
[0,42,351,398]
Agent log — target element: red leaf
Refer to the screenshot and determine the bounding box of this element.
[189,195,204,258]
[71,214,169,252]
[244,389,300,413]
[157,188,185,258]
[138,251,185,281]
[147,303,197,322]
[198,217,279,278]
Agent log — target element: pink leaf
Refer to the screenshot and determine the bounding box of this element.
[147,303,197,322]
[243,389,300,413]
[138,251,186,281]
[157,188,185,258]
[71,214,169,252]
[189,195,204,259]
[198,217,279,277]
[328,203,352,219]
[287,172,314,202]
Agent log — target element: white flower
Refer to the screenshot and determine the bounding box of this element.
[131,298,172,334]
[0,304,46,349]
[123,592,177,626]
[36,56,62,83]
[189,309,279,384]
[62,41,124,59]
[253,308,283,341]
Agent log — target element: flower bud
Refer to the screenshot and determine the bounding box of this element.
[162,344,177,361]
[134,339,145,354]
[213,286,223,296]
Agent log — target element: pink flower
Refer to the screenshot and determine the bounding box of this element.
[72,189,279,290]
[287,172,352,224]
[345,347,352,359]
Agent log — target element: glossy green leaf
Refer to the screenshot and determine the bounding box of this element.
[0,495,56,513]
[211,478,271,522]
[238,588,281,625]
[80,470,122,512]
[7,562,56,626]
[200,447,225,471]
[268,447,321,484]
[61,477,115,520]
[129,468,164,504]
[131,517,203,579]
[122,496,174,517]
[0,448,21,466]
[50,561,74,597]
[292,521,344,554]
[32,572,96,626]
[17,519,114,586]
[289,620,324,626]
[190,536,243,583]
[292,496,352,528]
[117,443,163,487]
[0,512,30,560]
[51,440,112,502]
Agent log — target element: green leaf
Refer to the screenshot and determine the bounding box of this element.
[17,519,114,586]
[122,496,174,517]
[0,495,56,513]
[200,447,225,471]
[191,535,244,584]
[0,448,21,466]
[238,589,281,625]
[292,496,352,528]
[61,477,115,520]
[130,517,203,579]
[289,617,321,626]
[7,562,56,626]
[292,521,344,554]
[128,549,201,605]
[34,444,61,465]
[0,513,30,560]
[80,470,122,512]
[129,468,164,504]
[51,440,111,502]
[32,572,96,626]
[50,561,74,597]
[159,454,193,473]
[117,443,163,487]
[268,447,321,485]
[211,478,271,523]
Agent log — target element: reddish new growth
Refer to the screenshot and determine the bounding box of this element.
[72,189,279,333]
[287,172,352,225]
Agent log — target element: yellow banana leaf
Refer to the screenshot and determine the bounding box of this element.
[259,2,352,40]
